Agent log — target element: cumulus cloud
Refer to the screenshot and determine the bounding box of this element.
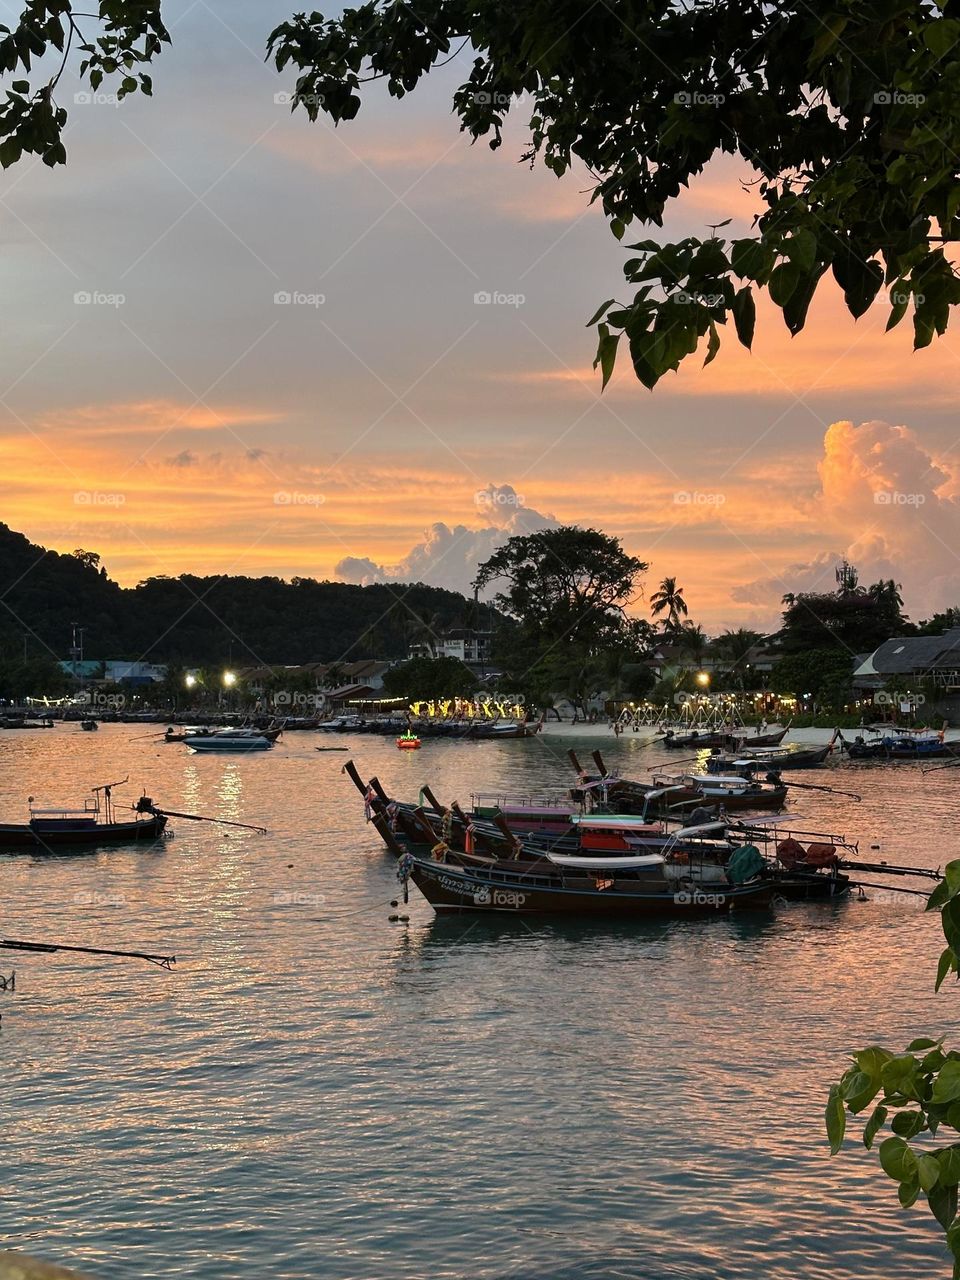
[734,420,960,620]
[336,483,558,594]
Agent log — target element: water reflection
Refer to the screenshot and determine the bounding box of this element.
[0,726,950,1280]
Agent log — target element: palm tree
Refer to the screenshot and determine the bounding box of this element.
[711,628,764,689]
[676,621,708,666]
[869,579,904,610]
[650,577,688,633]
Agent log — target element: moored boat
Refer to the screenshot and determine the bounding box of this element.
[184,730,274,752]
[0,788,167,851]
[400,849,776,917]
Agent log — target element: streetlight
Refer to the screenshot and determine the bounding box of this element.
[220,670,236,709]
[696,671,710,688]
[185,674,197,689]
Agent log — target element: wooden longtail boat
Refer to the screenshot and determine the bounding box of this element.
[659,724,790,751]
[0,794,167,850]
[839,725,957,760]
[400,851,776,916]
[706,741,835,774]
[342,762,851,904]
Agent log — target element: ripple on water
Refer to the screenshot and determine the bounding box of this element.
[0,728,952,1277]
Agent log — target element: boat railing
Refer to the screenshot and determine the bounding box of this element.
[29,801,100,819]
[471,792,575,811]
[732,820,855,851]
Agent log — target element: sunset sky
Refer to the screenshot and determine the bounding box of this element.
[5,0,960,632]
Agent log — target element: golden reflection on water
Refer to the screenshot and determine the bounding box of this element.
[0,725,953,1280]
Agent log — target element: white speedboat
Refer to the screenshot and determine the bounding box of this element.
[184,730,274,752]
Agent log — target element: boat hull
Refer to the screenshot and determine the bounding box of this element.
[0,813,168,850]
[408,857,774,917]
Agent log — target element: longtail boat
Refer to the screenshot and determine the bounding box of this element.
[0,781,167,851]
[398,848,776,916]
[706,736,837,774]
[341,761,854,903]
[839,724,957,760]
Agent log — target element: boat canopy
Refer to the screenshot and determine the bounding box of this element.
[671,820,729,838]
[687,773,752,787]
[571,814,664,828]
[547,851,666,869]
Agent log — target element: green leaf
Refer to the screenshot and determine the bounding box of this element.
[826,1085,846,1155]
[923,19,960,60]
[882,1055,923,1101]
[892,1110,926,1139]
[944,899,960,954]
[908,1038,943,1053]
[919,1153,941,1192]
[810,15,848,63]
[731,286,756,348]
[933,1062,960,1106]
[900,1175,921,1209]
[769,261,801,307]
[594,324,620,391]
[730,238,768,280]
[610,218,625,241]
[703,321,720,367]
[586,299,616,327]
[878,1135,916,1182]
[782,268,822,335]
[929,1182,958,1231]
[785,228,817,274]
[864,1104,888,1149]
[0,136,21,168]
[947,1218,960,1264]
[937,1147,960,1187]
[41,141,66,168]
[936,948,957,992]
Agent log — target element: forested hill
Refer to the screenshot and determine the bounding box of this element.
[0,523,497,664]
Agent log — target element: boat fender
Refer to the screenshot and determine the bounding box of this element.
[363,786,377,821]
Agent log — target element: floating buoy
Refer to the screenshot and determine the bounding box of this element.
[396,733,421,751]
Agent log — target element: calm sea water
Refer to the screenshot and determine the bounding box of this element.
[0,725,955,1279]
